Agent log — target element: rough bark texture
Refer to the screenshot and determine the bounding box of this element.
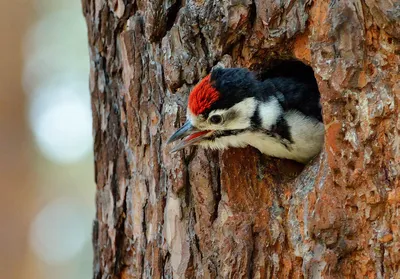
[82,0,400,278]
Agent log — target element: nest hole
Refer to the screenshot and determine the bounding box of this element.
[254,60,317,85]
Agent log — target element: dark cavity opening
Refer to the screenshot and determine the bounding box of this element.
[166,0,182,33]
[255,60,318,90]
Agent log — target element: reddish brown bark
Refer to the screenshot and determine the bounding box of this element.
[82,0,400,278]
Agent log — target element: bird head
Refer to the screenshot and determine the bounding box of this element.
[167,68,262,152]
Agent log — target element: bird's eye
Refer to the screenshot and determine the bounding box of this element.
[209,115,223,124]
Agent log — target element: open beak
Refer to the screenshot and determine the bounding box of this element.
[167,121,212,152]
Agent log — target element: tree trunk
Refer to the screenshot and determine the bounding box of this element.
[82,0,400,278]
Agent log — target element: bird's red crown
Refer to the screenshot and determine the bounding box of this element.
[188,74,220,115]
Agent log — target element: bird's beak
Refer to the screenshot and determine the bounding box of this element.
[167,121,211,152]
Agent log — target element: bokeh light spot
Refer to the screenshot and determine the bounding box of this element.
[29,198,91,265]
[29,78,92,164]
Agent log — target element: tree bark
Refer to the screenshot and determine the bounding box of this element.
[82,0,400,278]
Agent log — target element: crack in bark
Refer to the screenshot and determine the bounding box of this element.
[141,192,149,278]
[113,169,129,277]
[197,19,210,60]
[248,227,256,279]
[211,151,221,224]
[249,0,257,29]
[162,251,171,278]
[92,219,101,279]
[166,0,182,33]
[379,243,385,277]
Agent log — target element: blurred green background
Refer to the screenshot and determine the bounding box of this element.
[0,0,94,278]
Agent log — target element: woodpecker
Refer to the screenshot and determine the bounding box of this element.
[167,67,324,163]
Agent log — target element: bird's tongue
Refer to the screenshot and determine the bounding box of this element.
[185,130,210,141]
[170,130,212,153]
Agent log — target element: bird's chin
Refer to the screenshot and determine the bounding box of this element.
[169,130,214,152]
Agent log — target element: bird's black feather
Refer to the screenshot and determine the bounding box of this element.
[263,77,322,122]
[205,68,267,117]
[208,67,322,122]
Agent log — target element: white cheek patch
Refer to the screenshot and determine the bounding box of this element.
[259,97,282,129]
[209,97,257,130]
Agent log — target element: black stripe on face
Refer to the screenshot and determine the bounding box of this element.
[250,104,261,128]
[208,129,248,140]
